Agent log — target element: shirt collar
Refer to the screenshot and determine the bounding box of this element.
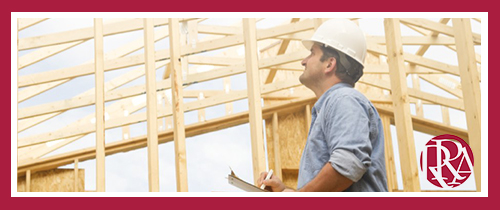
[312,82,352,116]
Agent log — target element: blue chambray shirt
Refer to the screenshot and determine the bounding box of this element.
[297,82,388,192]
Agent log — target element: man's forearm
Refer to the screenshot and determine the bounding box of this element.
[298,162,353,192]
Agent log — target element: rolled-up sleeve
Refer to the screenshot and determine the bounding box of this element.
[322,95,372,182]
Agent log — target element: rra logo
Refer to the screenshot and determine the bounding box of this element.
[419,134,474,188]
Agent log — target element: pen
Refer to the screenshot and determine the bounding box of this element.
[260,169,274,190]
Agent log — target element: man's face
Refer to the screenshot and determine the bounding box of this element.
[299,43,329,88]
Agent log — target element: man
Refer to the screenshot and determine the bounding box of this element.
[258,19,388,192]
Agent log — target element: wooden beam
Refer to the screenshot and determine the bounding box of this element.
[18,18,48,31]
[18,20,309,89]
[384,18,420,192]
[18,18,194,50]
[74,159,79,192]
[17,96,317,176]
[25,170,31,192]
[304,104,311,134]
[272,112,282,180]
[441,106,450,126]
[452,18,481,192]
[18,27,168,103]
[400,18,481,45]
[264,18,300,84]
[94,18,105,192]
[18,73,170,120]
[18,78,303,149]
[224,77,233,115]
[381,115,398,192]
[418,74,463,99]
[18,61,165,133]
[18,94,470,176]
[169,18,189,192]
[367,35,457,45]
[243,18,267,185]
[144,18,160,192]
[19,40,86,70]
[411,74,423,117]
[415,18,450,56]
[359,75,465,111]
[367,42,460,76]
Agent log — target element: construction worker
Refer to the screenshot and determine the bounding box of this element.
[258,19,388,192]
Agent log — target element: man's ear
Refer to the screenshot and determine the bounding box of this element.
[325,57,336,73]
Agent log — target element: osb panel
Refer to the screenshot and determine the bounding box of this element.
[18,169,85,192]
[265,103,308,172]
[282,169,299,189]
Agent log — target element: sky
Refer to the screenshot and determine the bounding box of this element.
[15,15,484,192]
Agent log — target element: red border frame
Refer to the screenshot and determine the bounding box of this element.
[5,1,494,209]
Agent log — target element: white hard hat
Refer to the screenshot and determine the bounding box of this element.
[302,19,367,68]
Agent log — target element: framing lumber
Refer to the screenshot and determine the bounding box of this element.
[381,115,398,192]
[384,18,420,192]
[400,18,481,45]
[74,159,79,192]
[18,20,310,88]
[18,18,194,50]
[144,18,160,192]
[18,96,317,176]
[411,74,424,117]
[264,18,300,84]
[367,42,460,76]
[272,112,282,180]
[224,77,233,115]
[169,18,189,192]
[94,18,105,192]
[17,94,470,176]
[19,40,86,70]
[243,18,267,185]
[18,18,48,31]
[18,74,303,149]
[17,27,168,103]
[441,106,450,126]
[452,18,481,192]
[358,75,464,111]
[26,170,31,192]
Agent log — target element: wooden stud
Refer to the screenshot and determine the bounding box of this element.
[452,18,481,192]
[144,18,160,192]
[243,18,267,185]
[272,112,282,180]
[224,77,233,115]
[26,170,31,192]
[169,18,189,192]
[380,115,398,192]
[94,18,106,193]
[305,104,311,134]
[74,159,79,192]
[411,73,424,117]
[384,18,420,192]
[441,106,450,126]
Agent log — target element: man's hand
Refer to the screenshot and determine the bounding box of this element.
[257,171,287,192]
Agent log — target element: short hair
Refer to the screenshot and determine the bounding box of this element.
[318,44,364,86]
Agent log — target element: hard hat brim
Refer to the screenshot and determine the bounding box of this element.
[301,39,315,51]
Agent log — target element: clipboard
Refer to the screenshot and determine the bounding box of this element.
[228,169,269,192]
